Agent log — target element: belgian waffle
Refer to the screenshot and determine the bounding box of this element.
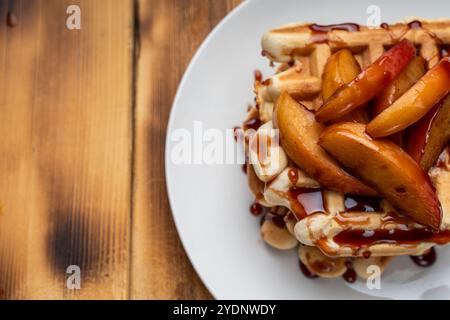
[241,19,450,280]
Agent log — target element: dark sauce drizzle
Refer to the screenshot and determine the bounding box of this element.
[299,260,319,279]
[289,187,325,219]
[342,267,357,283]
[410,247,436,267]
[380,22,390,30]
[345,195,382,212]
[309,23,360,33]
[250,202,263,216]
[251,24,444,279]
[334,229,450,247]
[408,20,422,30]
[307,23,360,45]
[254,70,263,82]
[243,117,262,131]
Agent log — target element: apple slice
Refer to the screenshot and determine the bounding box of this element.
[316,39,416,123]
[275,92,376,196]
[373,56,427,116]
[367,57,450,138]
[407,95,450,171]
[322,49,369,123]
[372,56,427,147]
[319,122,441,229]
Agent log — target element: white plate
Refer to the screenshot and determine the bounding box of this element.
[165,0,450,299]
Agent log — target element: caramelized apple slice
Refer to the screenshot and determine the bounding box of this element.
[372,56,427,146]
[319,122,441,229]
[322,49,369,123]
[407,95,450,171]
[373,56,427,116]
[316,39,416,123]
[275,92,376,196]
[367,57,450,137]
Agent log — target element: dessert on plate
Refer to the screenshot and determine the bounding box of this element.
[238,19,450,281]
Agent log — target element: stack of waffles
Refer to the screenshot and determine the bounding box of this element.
[241,19,450,280]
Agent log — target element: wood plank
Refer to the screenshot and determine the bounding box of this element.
[0,0,134,299]
[132,0,242,299]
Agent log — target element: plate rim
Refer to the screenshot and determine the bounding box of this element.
[164,0,254,299]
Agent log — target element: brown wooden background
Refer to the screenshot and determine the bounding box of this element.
[0,0,241,300]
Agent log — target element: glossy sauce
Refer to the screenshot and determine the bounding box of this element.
[250,202,263,216]
[334,229,450,247]
[243,117,262,131]
[263,212,286,229]
[408,20,423,30]
[287,168,299,185]
[407,20,443,45]
[299,261,319,279]
[342,267,357,283]
[261,50,276,61]
[410,247,436,267]
[345,195,382,212]
[233,126,242,142]
[284,212,296,223]
[380,22,390,30]
[309,260,334,273]
[406,103,441,163]
[307,23,359,45]
[288,187,324,220]
[380,20,443,48]
[309,23,360,33]
[254,69,262,82]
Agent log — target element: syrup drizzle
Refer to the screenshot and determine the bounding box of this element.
[288,187,324,219]
[333,229,450,247]
[252,21,445,280]
[309,23,360,33]
[410,247,436,267]
[380,20,443,47]
[299,260,319,279]
[263,212,286,229]
[250,202,263,216]
[243,117,262,131]
[254,69,262,82]
[307,23,359,45]
[408,20,422,30]
[345,195,382,212]
[342,267,357,283]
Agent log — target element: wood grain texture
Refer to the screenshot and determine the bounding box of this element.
[0,0,240,300]
[132,0,242,299]
[0,0,134,299]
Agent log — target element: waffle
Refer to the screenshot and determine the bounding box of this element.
[241,18,450,280]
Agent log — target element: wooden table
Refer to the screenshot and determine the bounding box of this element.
[0,0,241,300]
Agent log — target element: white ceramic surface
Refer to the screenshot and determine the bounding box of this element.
[165,0,450,299]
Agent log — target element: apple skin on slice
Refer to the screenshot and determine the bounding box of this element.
[373,56,427,116]
[319,122,442,229]
[367,57,450,138]
[315,39,416,123]
[407,95,450,171]
[322,49,369,124]
[372,56,427,147]
[274,92,377,196]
